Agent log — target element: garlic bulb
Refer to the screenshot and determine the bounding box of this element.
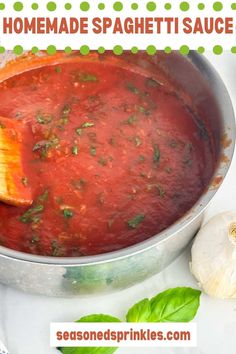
[190,211,236,299]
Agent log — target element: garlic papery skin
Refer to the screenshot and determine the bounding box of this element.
[190,211,236,299]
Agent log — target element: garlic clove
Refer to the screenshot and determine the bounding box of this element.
[190,211,236,299]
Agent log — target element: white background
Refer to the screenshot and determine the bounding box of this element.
[0,52,236,354]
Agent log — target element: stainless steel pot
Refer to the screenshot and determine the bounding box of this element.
[0,51,234,296]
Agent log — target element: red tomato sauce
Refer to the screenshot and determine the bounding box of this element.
[0,54,216,257]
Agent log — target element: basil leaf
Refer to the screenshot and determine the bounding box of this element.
[63,209,74,219]
[148,287,201,322]
[55,67,62,73]
[126,298,151,322]
[79,73,98,82]
[126,83,140,95]
[127,215,145,229]
[62,104,71,115]
[153,144,160,163]
[123,115,137,126]
[37,189,49,202]
[58,314,121,354]
[58,288,201,354]
[126,287,201,323]
[76,314,121,323]
[81,122,95,128]
[59,348,116,354]
[90,146,97,156]
[72,146,79,155]
[36,112,53,124]
[76,128,83,136]
[51,240,64,257]
[19,205,44,224]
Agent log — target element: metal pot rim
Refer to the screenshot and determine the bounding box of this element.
[0,51,235,266]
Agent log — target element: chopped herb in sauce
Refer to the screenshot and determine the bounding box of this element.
[81,122,95,128]
[123,115,137,126]
[137,105,146,113]
[62,104,71,115]
[36,112,53,125]
[136,105,151,116]
[88,95,97,102]
[183,157,192,166]
[153,144,160,163]
[134,136,142,147]
[140,172,147,177]
[72,70,98,83]
[147,184,164,197]
[98,157,107,166]
[57,104,71,127]
[75,122,94,136]
[76,128,83,136]
[51,240,63,256]
[79,73,98,82]
[33,137,60,159]
[55,67,62,73]
[20,205,44,224]
[126,83,140,95]
[138,155,146,163]
[38,189,49,202]
[55,196,63,204]
[90,146,96,156]
[72,178,86,190]
[31,234,40,244]
[165,166,173,174]
[21,177,28,187]
[157,185,165,198]
[33,142,43,152]
[63,209,74,219]
[0,121,5,129]
[128,214,145,229]
[72,146,79,155]
[109,137,116,146]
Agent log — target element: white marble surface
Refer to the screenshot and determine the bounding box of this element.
[0,52,236,354]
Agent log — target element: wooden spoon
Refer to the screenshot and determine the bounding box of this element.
[0,116,32,206]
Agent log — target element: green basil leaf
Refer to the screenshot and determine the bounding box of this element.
[58,287,201,354]
[36,112,53,124]
[79,73,98,82]
[127,214,145,229]
[19,204,44,224]
[37,189,49,202]
[63,209,74,219]
[81,122,95,128]
[76,314,121,323]
[148,287,201,322]
[58,314,121,354]
[153,144,160,163]
[60,347,117,354]
[126,298,151,322]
